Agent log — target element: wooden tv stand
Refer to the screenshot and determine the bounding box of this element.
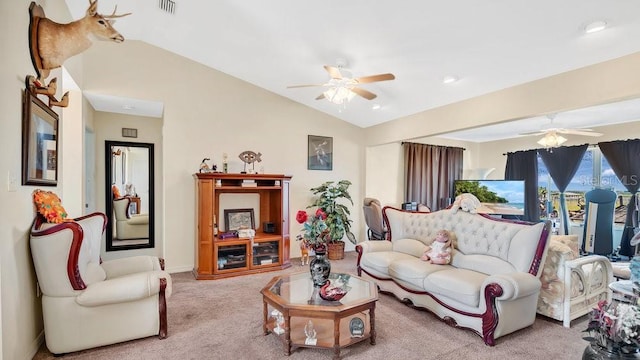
[193,173,292,279]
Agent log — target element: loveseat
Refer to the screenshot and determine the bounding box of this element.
[356,206,550,345]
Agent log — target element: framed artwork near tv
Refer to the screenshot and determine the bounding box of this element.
[308,135,333,171]
[22,89,59,186]
[224,208,255,231]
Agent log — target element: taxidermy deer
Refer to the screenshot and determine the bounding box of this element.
[27,1,130,106]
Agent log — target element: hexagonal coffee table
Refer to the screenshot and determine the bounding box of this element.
[261,272,378,359]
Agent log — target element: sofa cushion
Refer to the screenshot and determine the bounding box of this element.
[360,251,416,278]
[392,238,428,258]
[451,253,516,275]
[388,258,450,290]
[424,268,488,307]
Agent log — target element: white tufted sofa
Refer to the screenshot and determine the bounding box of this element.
[356,206,551,346]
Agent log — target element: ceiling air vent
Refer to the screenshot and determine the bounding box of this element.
[158,0,176,14]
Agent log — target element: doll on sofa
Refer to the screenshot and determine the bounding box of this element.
[420,229,455,265]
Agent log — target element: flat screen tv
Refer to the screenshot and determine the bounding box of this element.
[453,180,525,217]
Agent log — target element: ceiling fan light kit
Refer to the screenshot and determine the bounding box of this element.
[323,86,356,104]
[584,20,607,34]
[537,132,567,148]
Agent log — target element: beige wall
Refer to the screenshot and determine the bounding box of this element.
[82,41,365,271]
[0,2,78,359]
[93,112,164,261]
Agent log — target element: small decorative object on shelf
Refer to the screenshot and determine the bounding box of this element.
[199,158,217,173]
[218,231,239,239]
[238,150,262,174]
[222,153,228,173]
[304,320,317,345]
[582,300,640,359]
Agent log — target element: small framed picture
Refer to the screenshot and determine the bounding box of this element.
[224,208,255,231]
[22,89,59,186]
[308,135,333,171]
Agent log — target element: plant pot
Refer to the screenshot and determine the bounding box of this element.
[327,242,345,260]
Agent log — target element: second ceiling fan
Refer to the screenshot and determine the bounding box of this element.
[288,61,395,103]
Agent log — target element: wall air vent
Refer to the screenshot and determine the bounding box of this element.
[158,0,176,14]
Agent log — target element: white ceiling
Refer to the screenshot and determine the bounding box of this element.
[66,0,640,137]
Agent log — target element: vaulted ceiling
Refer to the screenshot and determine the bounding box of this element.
[68,0,640,139]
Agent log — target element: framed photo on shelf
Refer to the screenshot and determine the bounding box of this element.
[224,208,255,231]
[307,135,333,171]
[22,89,59,186]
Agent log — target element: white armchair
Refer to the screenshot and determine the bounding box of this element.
[536,235,612,327]
[113,197,149,239]
[30,211,172,355]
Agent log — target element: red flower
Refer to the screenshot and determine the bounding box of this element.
[315,208,327,220]
[296,210,308,224]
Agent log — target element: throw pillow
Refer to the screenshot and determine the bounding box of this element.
[33,189,68,224]
[112,184,122,199]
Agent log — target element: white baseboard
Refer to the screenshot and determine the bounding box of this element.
[24,330,44,360]
[166,265,193,274]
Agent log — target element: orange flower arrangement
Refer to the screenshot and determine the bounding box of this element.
[33,190,69,224]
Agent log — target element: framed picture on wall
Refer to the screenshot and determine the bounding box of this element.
[308,135,333,170]
[22,89,59,186]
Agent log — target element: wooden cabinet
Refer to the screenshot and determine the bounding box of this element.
[194,173,292,279]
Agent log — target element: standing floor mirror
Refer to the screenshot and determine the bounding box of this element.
[105,140,155,251]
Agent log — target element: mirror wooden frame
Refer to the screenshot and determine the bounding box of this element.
[105,140,155,251]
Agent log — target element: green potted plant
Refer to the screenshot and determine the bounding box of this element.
[308,180,356,259]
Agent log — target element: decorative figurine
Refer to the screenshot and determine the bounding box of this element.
[238,150,262,174]
[222,153,228,173]
[199,158,217,173]
[199,158,211,173]
[304,320,317,345]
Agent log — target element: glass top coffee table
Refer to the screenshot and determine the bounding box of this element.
[261,272,378,359]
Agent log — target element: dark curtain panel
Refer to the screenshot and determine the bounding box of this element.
[504,150,539,222]
[403,142,464,211]
[539,144,589,235]
[599,139,640,256]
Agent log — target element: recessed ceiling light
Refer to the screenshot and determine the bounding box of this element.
[372,104,381,110]
[584,20,607,34]
[443,75,459,84]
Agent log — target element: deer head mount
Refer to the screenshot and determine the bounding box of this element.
[27,1,130,107]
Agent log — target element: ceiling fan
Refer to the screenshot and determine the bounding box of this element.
[519,114,603,147]
[287,61,395,104]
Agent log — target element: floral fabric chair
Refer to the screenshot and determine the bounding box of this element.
[537,235,613,327]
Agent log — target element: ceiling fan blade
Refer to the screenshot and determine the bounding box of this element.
[518,131,547,136]
[354,73,396,84]
[351,87,377,100]
[558,129,603,136]
[324,65,343,79]
[315,93,325,100]
[287,84,326,88]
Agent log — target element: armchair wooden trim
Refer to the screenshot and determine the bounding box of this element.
[32,212,107,290]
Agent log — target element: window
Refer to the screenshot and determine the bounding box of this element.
[538,147,629,224]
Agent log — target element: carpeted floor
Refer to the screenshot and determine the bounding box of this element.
[33,252,589,359]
